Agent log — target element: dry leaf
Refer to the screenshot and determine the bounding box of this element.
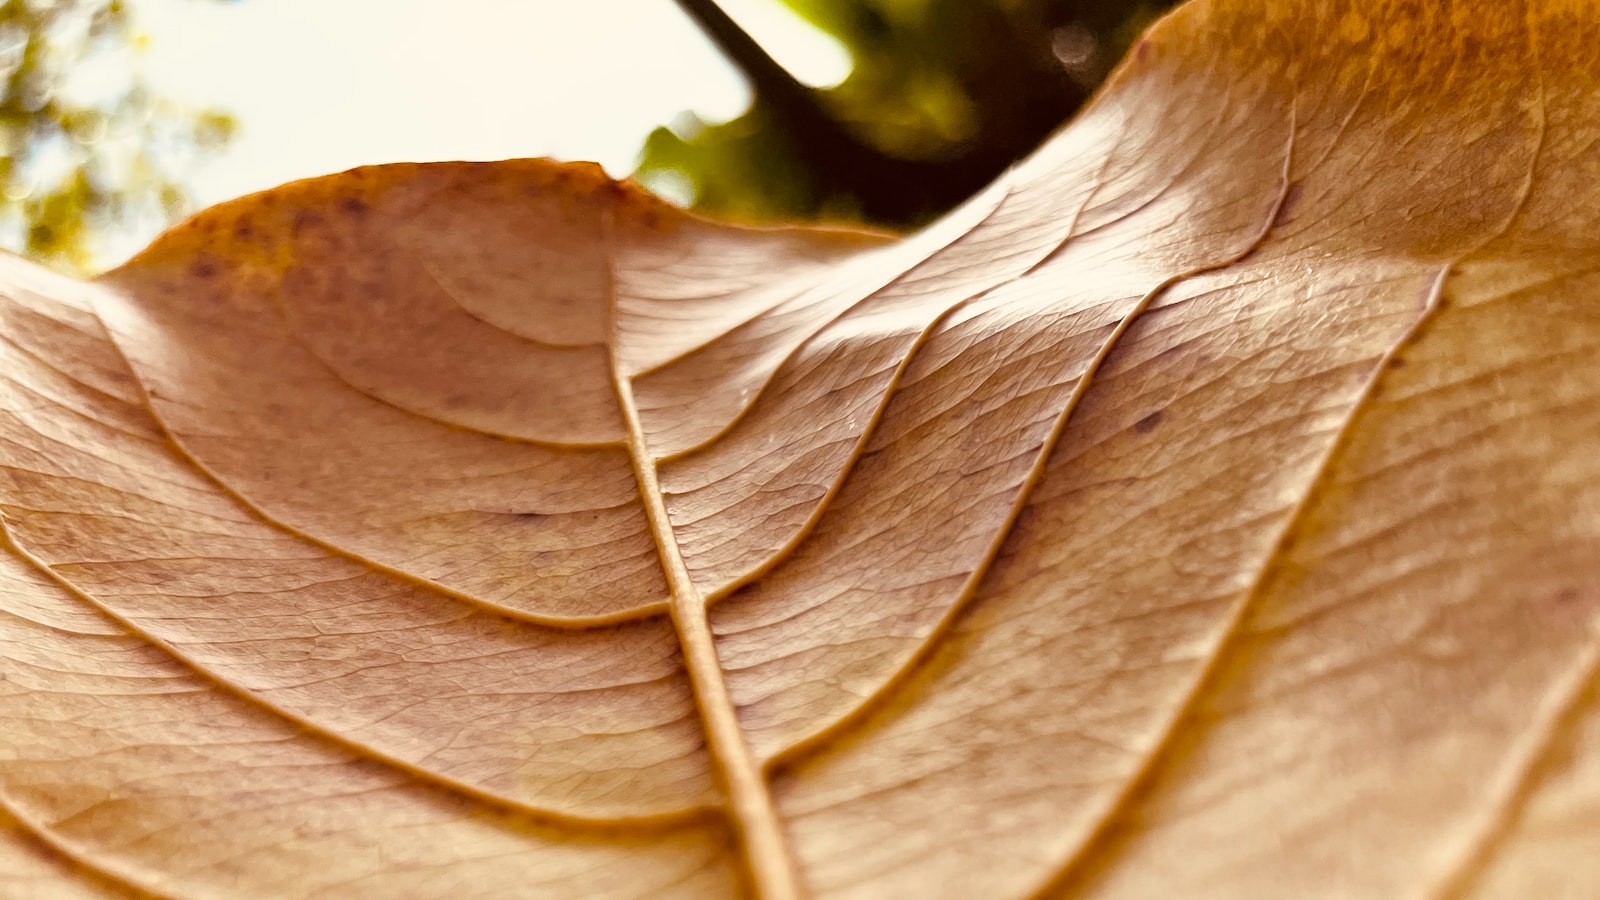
[3,0,1599,897]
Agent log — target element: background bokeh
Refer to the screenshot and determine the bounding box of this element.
[1,0,1174,271]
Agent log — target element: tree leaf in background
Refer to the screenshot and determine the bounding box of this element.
[2,0,1599,897]
[0,0,235,272]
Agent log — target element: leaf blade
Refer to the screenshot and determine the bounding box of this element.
[3,0,1600,896]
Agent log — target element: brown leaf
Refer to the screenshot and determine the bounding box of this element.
[3,0,1599,897]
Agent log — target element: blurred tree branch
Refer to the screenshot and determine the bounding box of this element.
[670,0,936,222]
[650,0,1175,228]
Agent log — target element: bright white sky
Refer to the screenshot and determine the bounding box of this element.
[136,0,850,209]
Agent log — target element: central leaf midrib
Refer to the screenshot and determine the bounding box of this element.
[602,213,803,899]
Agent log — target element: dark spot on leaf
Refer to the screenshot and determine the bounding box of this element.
[1388,356,1407,369]
[233,219,255,241]
[292,211,325,235]
[340,197,370,216]
[1534,585,1596,624]
[191,259,218,279]
[1134,410,1164,434]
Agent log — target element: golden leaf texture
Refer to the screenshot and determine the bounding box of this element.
[3,0,1599,896]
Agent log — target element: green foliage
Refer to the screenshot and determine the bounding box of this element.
[0,0,234,271]
[640,0,1175,230]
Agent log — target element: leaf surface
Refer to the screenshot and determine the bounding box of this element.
[2,0,1599,897]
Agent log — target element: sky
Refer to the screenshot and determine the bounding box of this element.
[136,0,851,209]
